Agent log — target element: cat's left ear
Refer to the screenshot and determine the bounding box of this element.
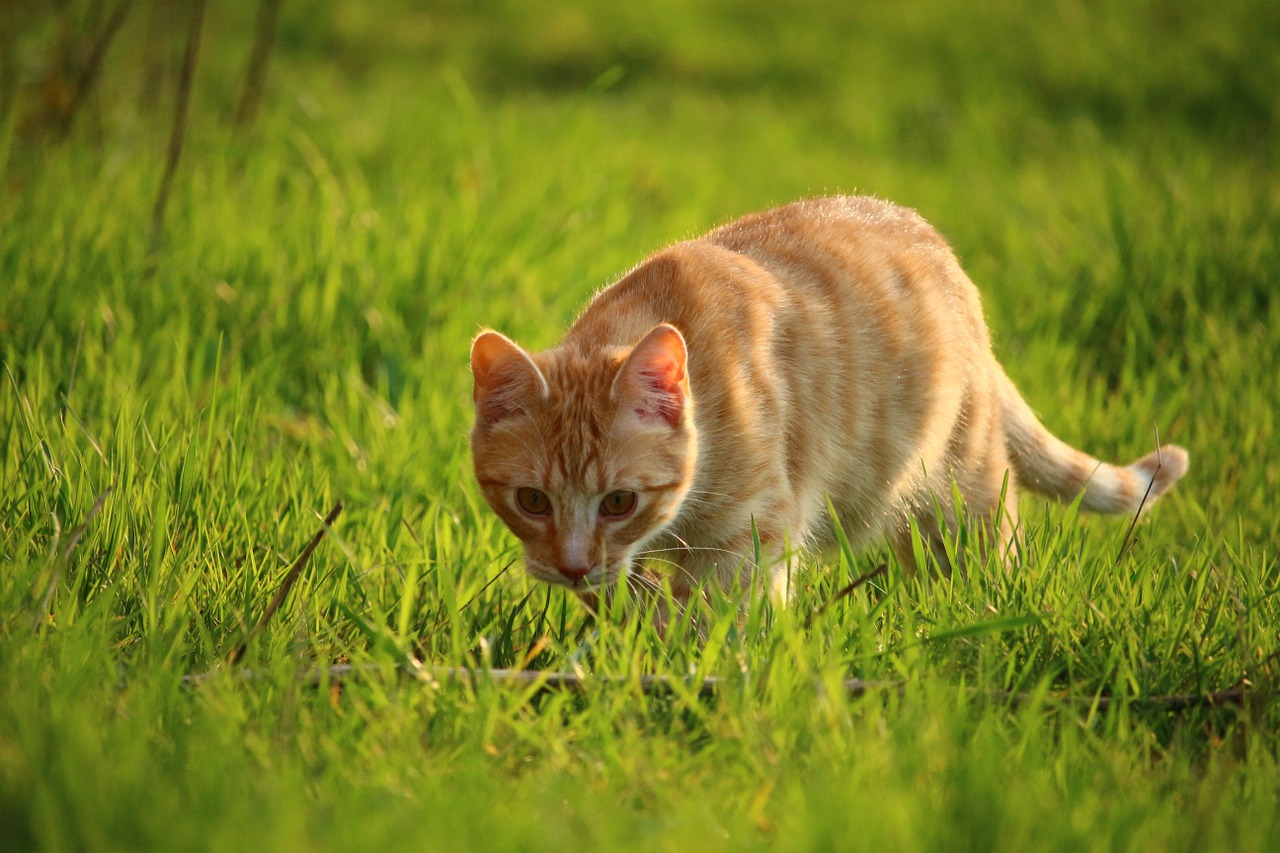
[471,330,549,427]
[612,324,689,429]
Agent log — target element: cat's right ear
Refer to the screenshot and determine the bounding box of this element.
[470,331,549,427]
[612,324,690,429]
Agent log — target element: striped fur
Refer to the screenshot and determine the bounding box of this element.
[470,196,1188,601]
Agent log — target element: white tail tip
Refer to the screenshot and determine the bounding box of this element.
[1128,444,1189,507]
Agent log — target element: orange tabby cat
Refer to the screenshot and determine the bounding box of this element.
[470,196,1188,602]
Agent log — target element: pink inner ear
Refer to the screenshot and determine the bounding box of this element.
[633,363,684,426]
[620,326,688,428]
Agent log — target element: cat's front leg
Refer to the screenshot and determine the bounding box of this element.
[652,526,796,610]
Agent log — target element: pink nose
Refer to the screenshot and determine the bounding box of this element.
[558,564,592,582]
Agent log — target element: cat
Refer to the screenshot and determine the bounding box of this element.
[469,195,1188,604]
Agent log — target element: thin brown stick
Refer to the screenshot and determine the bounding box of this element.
[805,563,887,629]
[233,0,282,128]
[56,1,132,138]
[148,0,206,253]
[1115,425,1164,566]
[228,501,344,663]
[137,0,174,111]
[59,486,114,563]
[400,516,424,548]
[32,486,114,632]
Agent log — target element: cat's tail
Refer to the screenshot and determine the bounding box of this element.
[997,371,1189,514]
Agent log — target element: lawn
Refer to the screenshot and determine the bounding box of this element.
[2,1,1278,850]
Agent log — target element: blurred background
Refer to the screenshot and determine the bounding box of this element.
[4,0,1274,341]
[2,0,1277,543]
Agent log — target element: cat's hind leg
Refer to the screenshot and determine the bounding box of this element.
[964,431,1022,569]
[889,506,954,577]
[889,461,1019,577]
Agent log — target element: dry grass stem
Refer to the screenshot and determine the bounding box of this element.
[229,500,344,663]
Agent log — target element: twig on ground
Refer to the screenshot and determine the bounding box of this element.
[228,501,344,663]
[805,563,887,629]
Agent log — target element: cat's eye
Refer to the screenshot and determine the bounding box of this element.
[515,487,552,516]
[599,490,637,518]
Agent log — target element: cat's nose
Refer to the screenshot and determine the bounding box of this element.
[557,563,592,582]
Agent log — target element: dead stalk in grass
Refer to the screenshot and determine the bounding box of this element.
[234,0,282,128]
[228,501,344,663]
[805,563,887,629]
[147,0,206,258]
[1115,425,1166,566]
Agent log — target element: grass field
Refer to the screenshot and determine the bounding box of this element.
[2,1,1279,850]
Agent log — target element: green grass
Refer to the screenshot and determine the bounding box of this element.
[2,0,1279,850]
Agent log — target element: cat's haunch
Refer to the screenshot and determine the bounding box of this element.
[469,196,1188,602]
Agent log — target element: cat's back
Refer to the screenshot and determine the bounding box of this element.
[714,195,988,347]
[705,195,968,304]
[572,195,974,341]
[706,195,944,252]
[569,194,987,386]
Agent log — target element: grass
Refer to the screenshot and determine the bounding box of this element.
[2,0,1278,850]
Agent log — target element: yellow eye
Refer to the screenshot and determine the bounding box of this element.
[599,490,637,518]
[516,487,551,516]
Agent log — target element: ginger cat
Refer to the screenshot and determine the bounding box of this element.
[469,196,1188,603]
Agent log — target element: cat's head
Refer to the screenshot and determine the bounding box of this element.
[469,324,697,591]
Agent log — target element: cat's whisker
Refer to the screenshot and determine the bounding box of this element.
[668,532,693,550]
[680,487,734,500]
[634,556,682,573]
[628,574,665,593]
[637,545,745,559]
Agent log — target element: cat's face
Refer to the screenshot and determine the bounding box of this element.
[470,324,696,590]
